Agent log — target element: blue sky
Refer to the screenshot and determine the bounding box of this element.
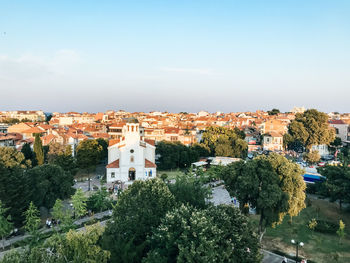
[0,0,349,113]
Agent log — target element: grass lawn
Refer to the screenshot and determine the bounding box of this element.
[256,196,350,263]
[157,169,185,180]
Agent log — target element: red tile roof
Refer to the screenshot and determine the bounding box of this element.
[144,139,155,146]
[22,127,45,134]
[329,120,346,125]
[109,139,120,146]
[145,159,157,168]
[106,159,119,168]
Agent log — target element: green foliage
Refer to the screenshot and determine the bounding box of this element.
[317,164,350,210]
[0,163,31,226]
[0,249,28,263]
[221,153,306,240]
[168,173,211,209]
[71,188,87,218]
[23,201,41,247]
[87,188,113,213]
[48,144,77,175]
[0,201,13,249]
[0,146,31,168]
[76,140,103,169]
[5,224,110,263]
[156,141,203,170]
[145,204,261,263]
[304,150,321,164]
[96,138,108,161]
[102,179,176,262]
[33,134,44,165]
[201,126,247,158]
[267,108,280,115]
[308,218,317,231]
[52,199,74,232]
[287,109,335,150]
[314,219,338,234]
[27,164,75,208]
[21,143,35,165]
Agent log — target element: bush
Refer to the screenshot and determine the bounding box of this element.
[314,220,338,234]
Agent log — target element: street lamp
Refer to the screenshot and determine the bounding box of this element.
[291,239,304,263]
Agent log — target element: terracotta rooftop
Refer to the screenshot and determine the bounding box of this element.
[106,159,119,168]
[145,159,157,168]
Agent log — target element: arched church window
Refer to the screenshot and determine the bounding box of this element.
[130,156,134,163]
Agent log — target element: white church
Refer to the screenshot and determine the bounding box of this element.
[106,119,157,185]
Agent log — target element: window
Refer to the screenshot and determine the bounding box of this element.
[130,156,134,163]
[111,172,115,178]
[130,149,134,153]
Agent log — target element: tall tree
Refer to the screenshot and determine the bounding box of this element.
[76,140,103,191]
[145,204,261,263]
[21,143,35,165]
[102,179,176,262]
[27,164,75,208]
[23,202,41,247]
[287,109,335,150]
[317,164,350,210]
[0,146,31,169]
[267,108,280,115]
[0,163,31,226]
[51,199,74,232]
[71,188,87,219]
[0,201,13,249]
[201,126,247,158]
[168,173,211,209]
[221,153,306,241]
[304,150,321,164]
[33,134,44,165]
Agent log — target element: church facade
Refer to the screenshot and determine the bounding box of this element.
[106,121,157,184]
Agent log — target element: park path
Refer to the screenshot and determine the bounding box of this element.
[0,210,111,250]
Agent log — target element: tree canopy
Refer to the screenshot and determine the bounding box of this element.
[27,164,75,208]
[267,108,280,115]
[145,204,261,263]
[0,146,31,169]
[287,109,335,150]
[33,134,44,166]
[221,153,306,241]
[102,179,176,262]
[201,126,247,158]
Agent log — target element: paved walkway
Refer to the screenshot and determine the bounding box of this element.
[262,250,293,263]
[0,210,112,250]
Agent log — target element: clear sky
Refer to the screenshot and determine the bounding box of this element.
[0,0,349,113]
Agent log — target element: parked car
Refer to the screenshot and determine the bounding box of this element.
[318,162,326,167]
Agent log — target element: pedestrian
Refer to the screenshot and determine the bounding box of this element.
[282,256,288,263]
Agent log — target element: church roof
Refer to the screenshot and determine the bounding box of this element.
[144,139,155,146]
[109,139,120,147]
[106,159,119,168]
[145,159,157,168]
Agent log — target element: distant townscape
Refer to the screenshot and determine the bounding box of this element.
[0,107,350,263]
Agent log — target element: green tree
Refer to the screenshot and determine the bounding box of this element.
[33,134,44,165]
[21,143,35,165]
[9,224,110,263]
[221,153,306,241]
[102,179,176,262]
[0,163,31,226]
[145,204,261,263]
[304,150,320,164]
[76,140,103,191]
[96,138,108,161]
[51,199,73,232]
[87,188,113,213]
[287,109,335,150]
[267,108,280,115]
[71,188,87,218]
[23,202,41,247]
[317,164,350,210]
[201,126,247,158]
[27,164,75,208]
[168,174,211,209]
[0,146,31,169]
[0,201,13,249]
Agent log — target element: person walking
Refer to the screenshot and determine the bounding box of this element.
[282,256,288,263]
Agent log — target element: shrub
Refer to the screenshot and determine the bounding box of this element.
[314,220,338,234]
